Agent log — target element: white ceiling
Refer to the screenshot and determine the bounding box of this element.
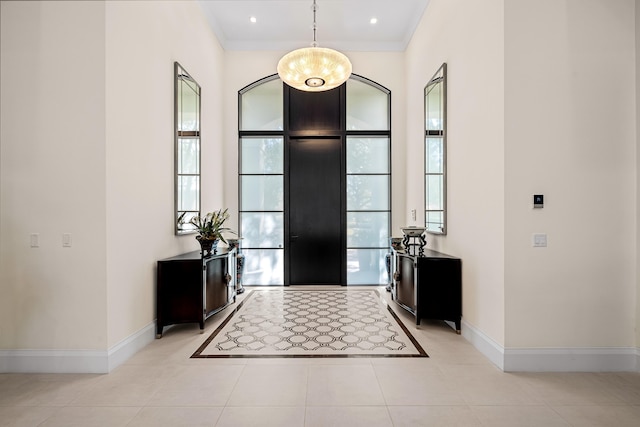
[197,0,430,52]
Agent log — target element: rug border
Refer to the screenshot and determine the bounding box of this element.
[191,289,428,359]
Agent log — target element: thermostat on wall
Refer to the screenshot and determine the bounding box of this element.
[533,194,544,208]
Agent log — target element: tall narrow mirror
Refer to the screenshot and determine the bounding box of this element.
[424,63,447,234]
[175,62,201,234]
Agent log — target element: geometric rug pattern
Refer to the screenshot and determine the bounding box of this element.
[192,289,427,358]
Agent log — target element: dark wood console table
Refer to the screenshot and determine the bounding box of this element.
[391,248,461,333]
[156,248,236,338]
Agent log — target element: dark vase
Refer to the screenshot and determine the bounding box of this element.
[196,236,219,257]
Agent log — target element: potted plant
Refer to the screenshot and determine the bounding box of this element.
[188,208,237,256]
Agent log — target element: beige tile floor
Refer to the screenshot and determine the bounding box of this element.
[1,286,640,426]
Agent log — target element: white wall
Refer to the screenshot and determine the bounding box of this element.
[0,1,108,350]
[221,51,407,234]
[504,0,637,349]
[105,0,225,349]
[406,0,638,361]
[0,0,225,371]
[405,0,506,345]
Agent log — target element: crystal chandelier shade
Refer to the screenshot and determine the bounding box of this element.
[277,1,352,92]
[277,47,352,92]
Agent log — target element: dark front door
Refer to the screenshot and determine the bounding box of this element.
[288,137,343,285]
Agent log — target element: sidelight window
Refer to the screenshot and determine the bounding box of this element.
[239,77,284,285]
[346,136,390,284]
[346,76,391,285]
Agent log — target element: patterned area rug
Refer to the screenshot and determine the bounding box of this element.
[192,289,427,358]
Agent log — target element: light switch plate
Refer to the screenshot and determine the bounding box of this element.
[532,233,547,247]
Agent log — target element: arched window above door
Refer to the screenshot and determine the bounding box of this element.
[346,77,390,131]
[240,76,283,131]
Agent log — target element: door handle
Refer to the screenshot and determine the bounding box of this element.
[290,235,299,241]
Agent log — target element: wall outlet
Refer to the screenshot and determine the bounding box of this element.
[411,209,416,221]
[532,233,547,247]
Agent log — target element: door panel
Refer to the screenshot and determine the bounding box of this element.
[288,137,342,285]
[288,86,341,132]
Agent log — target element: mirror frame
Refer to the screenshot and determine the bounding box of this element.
[174,62,201,235]
[424,63,447,235]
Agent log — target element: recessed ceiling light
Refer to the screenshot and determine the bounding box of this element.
[370,17,378,24]
[250,16,257,23]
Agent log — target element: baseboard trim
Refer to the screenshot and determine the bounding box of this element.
[461,318,505,370]
[107,321,156,372]
[0,322,155,374]
[503,346,638,372]
[461,319,639,372]
[2,320,638,373]
[0,349,109,374]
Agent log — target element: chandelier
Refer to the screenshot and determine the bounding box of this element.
[277,0,352,92]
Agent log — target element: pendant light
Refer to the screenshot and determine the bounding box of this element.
[277,0,352,92]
